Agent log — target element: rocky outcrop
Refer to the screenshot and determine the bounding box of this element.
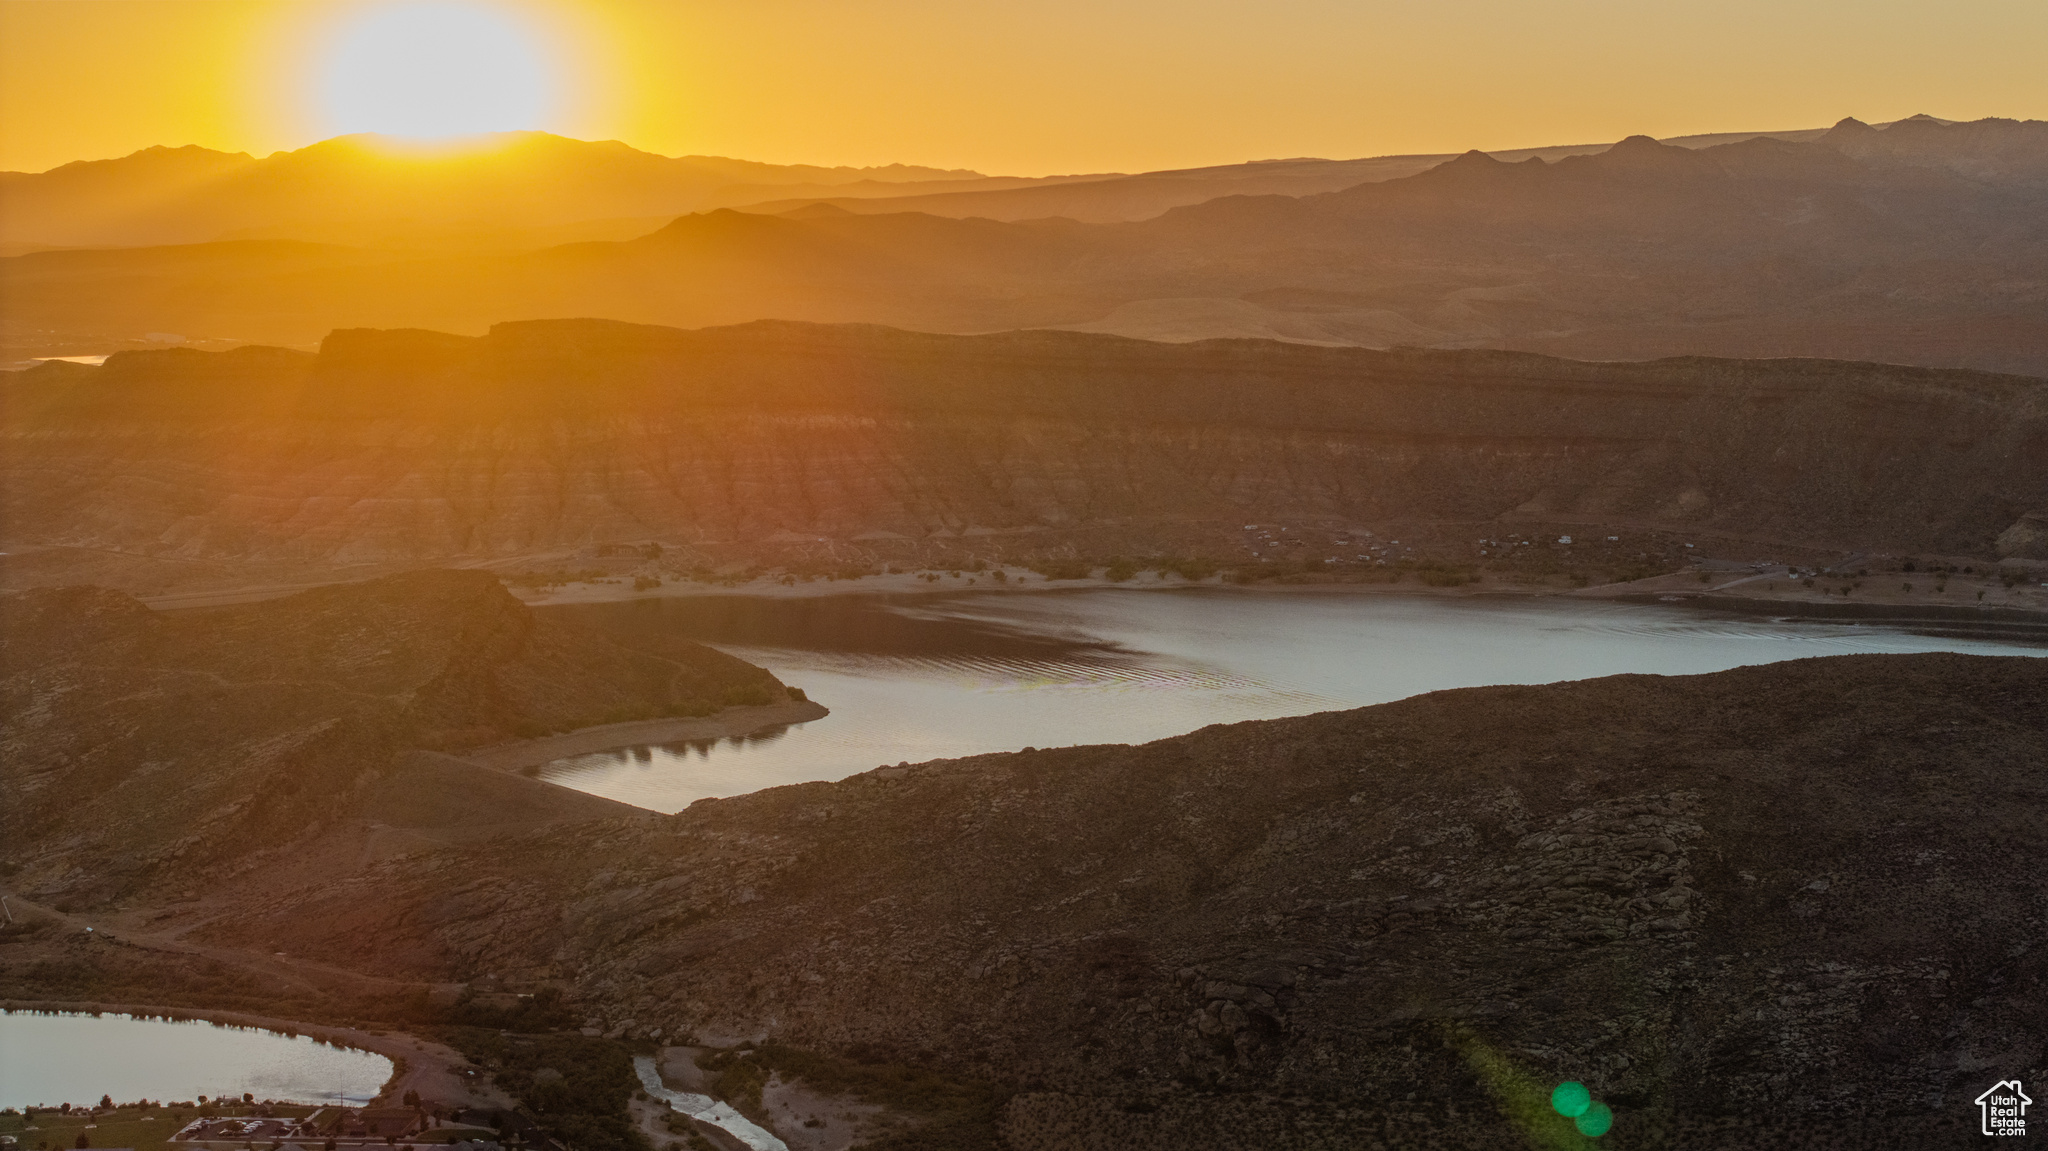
[3,321,2044,576]
[0,570,789,907]
[1996,510,2048,558]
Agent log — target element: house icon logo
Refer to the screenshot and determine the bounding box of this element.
[1976,1079,2031,1137]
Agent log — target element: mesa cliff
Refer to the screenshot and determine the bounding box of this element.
[3,320,2044,590]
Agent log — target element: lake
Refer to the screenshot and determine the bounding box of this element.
[536,589,2047,813]
[0,1012,391,1109]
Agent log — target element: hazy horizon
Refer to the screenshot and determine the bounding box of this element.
[3,0,2045,176]
[0,119,1858,178]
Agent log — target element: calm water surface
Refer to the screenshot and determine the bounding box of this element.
[538,589,2045,812]
[0,1012,391,1108]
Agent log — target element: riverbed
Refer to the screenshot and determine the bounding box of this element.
[532,588,2046,812]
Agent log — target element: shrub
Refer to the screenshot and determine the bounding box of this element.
[721,683,775,708]
[1156,556,1218,581]
[1029,559,1092,581]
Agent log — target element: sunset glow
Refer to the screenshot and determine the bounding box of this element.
[3,0,2046,175]
[314,2,558,139]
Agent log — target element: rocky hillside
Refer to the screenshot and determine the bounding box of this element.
[0,570,791,908]
[217,651,2048,1149]
[3,320,2044,584]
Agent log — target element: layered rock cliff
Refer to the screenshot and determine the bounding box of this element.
[3,320,2044,579]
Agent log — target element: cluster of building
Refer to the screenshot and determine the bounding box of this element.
[170,1107,433,1147]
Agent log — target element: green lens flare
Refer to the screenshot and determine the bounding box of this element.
[1550,1081,1590,1118]
[1575,1100,1614,1137]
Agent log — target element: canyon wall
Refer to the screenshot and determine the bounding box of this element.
[4,319,2045,573]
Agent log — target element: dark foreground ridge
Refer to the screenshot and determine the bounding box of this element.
[0,570,797,908]
[7,631,2034,1147]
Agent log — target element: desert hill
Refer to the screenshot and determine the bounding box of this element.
[3,319,2043,588]
[6,116,2044,373]
[0,570,796,909]
[156,651,2048,1148]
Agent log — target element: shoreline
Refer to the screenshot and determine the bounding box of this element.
[113,558,2048,624]
[460,699,830,773]
[513,565,2048,622]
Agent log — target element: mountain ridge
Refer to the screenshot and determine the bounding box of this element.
[7,116,2043,374]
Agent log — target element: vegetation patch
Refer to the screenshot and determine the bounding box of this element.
[446,1029,649,1151]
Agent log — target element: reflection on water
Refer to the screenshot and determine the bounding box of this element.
[536,590,2046,812]
[0,1012,391,1108]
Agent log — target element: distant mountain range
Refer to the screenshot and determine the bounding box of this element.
[4,116,2044,373]
[0,123,1848,251]
[0,130,1009,252]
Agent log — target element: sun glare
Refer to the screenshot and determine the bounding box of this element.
[315,1,557,140]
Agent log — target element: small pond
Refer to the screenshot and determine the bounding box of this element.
[0,1012,391,1109]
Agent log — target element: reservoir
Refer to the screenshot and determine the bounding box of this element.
[0,1012,391,1109]
[537,589,2047,813]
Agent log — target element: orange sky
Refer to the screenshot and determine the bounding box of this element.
[3,0,2046,176]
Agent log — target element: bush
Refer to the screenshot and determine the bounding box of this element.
[1413,560,1478,587]
[721,683,775,708]
[1155,556,1218,581]
[447,1030,648,1151]
[1029,559,1092,581]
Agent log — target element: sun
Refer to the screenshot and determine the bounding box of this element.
[315,1,558,140]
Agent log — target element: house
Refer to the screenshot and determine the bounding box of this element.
[315,1110,371,1139]
[357,1109,425,1139]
